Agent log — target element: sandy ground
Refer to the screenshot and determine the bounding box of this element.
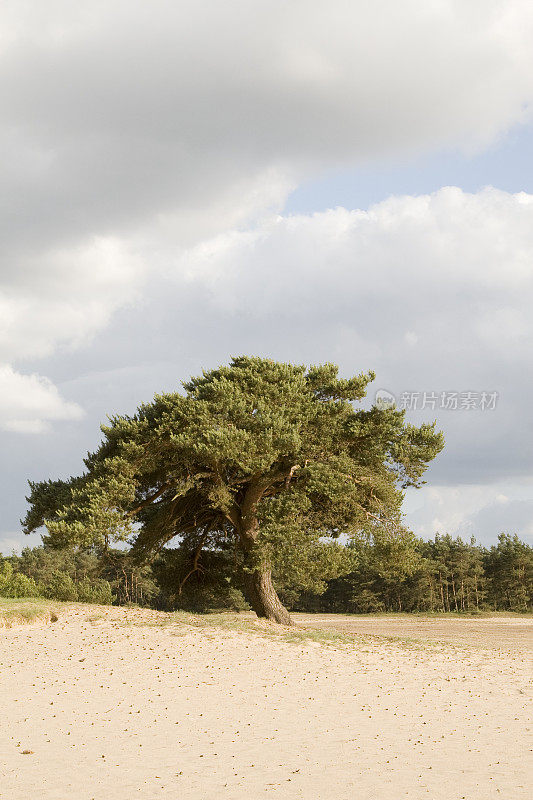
[1,608,531,800]
[294,612,533,653]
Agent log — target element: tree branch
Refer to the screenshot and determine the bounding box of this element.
[128,484,171,516]
[178,527,210,594]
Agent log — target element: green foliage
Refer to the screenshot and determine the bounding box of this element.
[295,532,532,613]
[0,561,38,598]
[3,545,115,605]
[349,528,425,612]
[3,532,531,613]
[152,547,249,612]
[44,571,78,601]
[22,357,444,616]
[415,533,487,612]
[100,550,158,606]
[22,478,84,541]
[76,577,114,605]
[10,545,99,585]
[484,534,532,611]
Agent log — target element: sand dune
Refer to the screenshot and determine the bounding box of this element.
[1,607,531,799]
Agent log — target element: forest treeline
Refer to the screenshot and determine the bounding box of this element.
[1,532,531,614]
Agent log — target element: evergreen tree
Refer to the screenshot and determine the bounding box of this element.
[322,528,427,613]
[99,550,158,606]
[0,560,38,598]
[151,546,249,612]
[6,545,114,604]
[22,357,443,624]
[484,534,532,611]
[44,571,78,602]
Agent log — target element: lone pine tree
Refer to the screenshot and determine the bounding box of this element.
[23,357,443,624]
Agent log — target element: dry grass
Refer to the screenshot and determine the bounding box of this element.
[0,598,60,628]
[3,599,530,654]
[113,608,450,654]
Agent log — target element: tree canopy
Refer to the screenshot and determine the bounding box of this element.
[23,356,444,623]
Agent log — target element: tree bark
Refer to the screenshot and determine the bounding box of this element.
[242,566,293,626]
[237,484,293,626]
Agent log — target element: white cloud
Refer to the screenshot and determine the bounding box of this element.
[495,494,509,504]
[3,2,533,172]
[178,186,532,335]
[404,482,533,543]
[0,531,42,555]
[0,364,83,433]
[0,2,532,545]
[162,186,533,488]
[0,235,141,432]
[0,235,143,362]
[2,2,533,260]
[0,536,25,555]
[2,2,533,435]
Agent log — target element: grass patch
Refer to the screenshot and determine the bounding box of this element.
[119,609,444,652]
[84,612,107,623]
[0,598,60,628]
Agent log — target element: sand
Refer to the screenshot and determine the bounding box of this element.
[1,607,531,800]
[294,612,533,652]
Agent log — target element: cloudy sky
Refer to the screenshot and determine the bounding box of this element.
[1,0,533,554]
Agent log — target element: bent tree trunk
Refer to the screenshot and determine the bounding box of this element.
[242,566,293,626]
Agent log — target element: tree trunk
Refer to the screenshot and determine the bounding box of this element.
[242,566,293,626]
[451,574,458,611]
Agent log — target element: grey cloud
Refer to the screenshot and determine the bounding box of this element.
[21,189,532,491]
[3,2,533,372]
[2,0,533,260]
[2,2,533,548]
[465,498,533,544]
